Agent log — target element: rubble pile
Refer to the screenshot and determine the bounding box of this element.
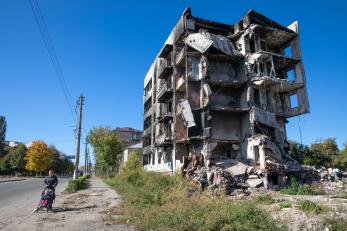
[183,157,346,197]
[185,158,266,197]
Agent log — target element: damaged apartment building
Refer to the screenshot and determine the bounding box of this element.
[142,8,309,189]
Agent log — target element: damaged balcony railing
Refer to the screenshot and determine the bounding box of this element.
[157,81,173,103]
[157,111,173,123]
[157,58,173,79]
[155,133,173,146]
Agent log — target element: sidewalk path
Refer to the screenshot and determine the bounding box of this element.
[4,177,134,231]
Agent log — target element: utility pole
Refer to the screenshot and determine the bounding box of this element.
[84,136,88,176]
[73,95,84,180]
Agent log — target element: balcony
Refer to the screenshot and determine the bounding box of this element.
[143,89,153,104]
[251,76,303,93]
[144,107,153,119]
[142,126,152,137]
[175,47,186,67]
[157,112,173,123]
[158,44,173,58]
[155,133,173,146]
[157,59,173,79]
[157,82,173,103]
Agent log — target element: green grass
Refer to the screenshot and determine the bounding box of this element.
[280,178,317,195]
[297,200,325,215]
[65,175,90,193]
[256,195,275,205]
[336,192,347,199]
[279,201,292,209]
[106,171,286,231]
[324,218,347,231]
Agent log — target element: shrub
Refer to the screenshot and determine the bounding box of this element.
[256,195,275,205]
[65,175,89,193]
[279,201,292,209]
[298,200,325,214]
[280,178,317,195]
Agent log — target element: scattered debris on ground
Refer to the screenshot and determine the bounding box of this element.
[184,156,347,200]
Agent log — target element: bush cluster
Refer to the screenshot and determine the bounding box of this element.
[66,175,90,193]
[280,178,317,195]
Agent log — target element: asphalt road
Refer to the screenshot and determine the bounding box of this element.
[0,177,69,229]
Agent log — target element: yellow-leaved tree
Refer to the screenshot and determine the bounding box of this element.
[25,140,53,175]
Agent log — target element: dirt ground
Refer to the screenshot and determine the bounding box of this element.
[261,192,347,231]
[3,177,134,231]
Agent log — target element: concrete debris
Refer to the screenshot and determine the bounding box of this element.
[246,177,263,188]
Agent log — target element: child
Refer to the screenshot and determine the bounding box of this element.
[39,187,53,208]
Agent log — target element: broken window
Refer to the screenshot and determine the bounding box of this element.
[188,55,201,80]
[249,37,256,53]
[260,40,267,51]
[290,94,298,108]
[254,88,261,107]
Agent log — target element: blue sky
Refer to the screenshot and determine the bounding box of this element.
[1,0,346,163]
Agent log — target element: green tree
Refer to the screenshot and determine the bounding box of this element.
[334,142,347,170]
[288,140,311,164]
[49,145,65,174]
[0,116,7,158]
[88,127,123,177]
[0,153,10,173]
[309,138,339,167]
[8,144,27,174]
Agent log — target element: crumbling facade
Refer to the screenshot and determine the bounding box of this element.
[142,8,309,189]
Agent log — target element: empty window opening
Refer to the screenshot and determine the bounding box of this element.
[254,123,276,141]
[253,146,259,165]
[254,88,261,107]
[287,69,295,81]
[249,38,256,53]
[268,172,279,185]
[227,150,231,158]
[284,46,291,57]
[260,40,267,51]
[266,90,272,112]
[290,94,298,108]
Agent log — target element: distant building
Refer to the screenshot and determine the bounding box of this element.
[120,142,142,163]
[114,127,142,146]
[117,142,142,172]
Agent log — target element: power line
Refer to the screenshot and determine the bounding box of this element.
[28,0,76,122]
